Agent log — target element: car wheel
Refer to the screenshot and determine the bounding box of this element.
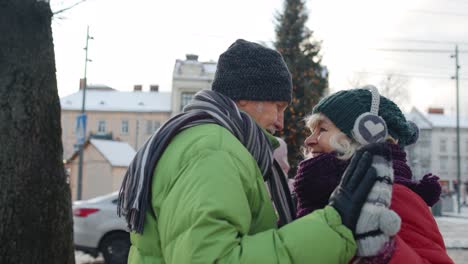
[99,232,130,264]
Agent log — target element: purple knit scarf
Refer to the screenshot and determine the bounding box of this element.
[293,153,349,218]
[388,143,441,207]
[294,144,441,218]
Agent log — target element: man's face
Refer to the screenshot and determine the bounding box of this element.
[236,100,288,134]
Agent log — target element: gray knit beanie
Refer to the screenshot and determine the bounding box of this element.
[212,39,292,103]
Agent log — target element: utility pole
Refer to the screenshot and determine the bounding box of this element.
[451,45,461,213]
[77,26,93,200]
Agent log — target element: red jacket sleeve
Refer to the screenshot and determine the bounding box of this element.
[389,184,453,264]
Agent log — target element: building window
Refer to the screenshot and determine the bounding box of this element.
[97,120,106,133]
[121,120,129,135]
[440,138,447,152]
[420,159,430,170]
[465,157,468,173]
[153,121,161,132]
[146,120,161,134]
[418,140,430,149]
[180,92,195,111]
[420,130,430,139]
[146,120,153,134]
[440,156,448,173]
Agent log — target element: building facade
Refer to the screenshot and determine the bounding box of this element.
[406,107,468,205]
[171,54,216,115]
[60,86,171,159]
[66,139,136,201]
[60,55,215,200]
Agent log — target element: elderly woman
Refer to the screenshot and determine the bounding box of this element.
[294,87,453,263]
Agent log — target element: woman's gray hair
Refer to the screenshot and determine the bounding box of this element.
[303,113,359,160]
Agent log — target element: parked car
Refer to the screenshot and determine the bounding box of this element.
[73,192,129,264]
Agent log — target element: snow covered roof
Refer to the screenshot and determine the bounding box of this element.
[173,59,217,81]
[425,113,468,128]
[405,108,433,129]
[60,90,171,112]
[90,139,136,167]
[406,108,468,129]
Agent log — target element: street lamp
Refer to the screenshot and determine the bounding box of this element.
[76,25,93,201]
[450,45,461,214]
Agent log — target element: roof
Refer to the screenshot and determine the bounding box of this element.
[406,107,468,129]
[60,90,171,112]
[425,113,468,128]
[405,108,433,129]
[90,139,136,167]
[173,59,217,81]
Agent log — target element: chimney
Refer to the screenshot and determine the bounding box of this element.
[133,84,142,92]
[186,54,199,61]
[79,78,86,90]
[150,84,159,92]
[428,107,444,114]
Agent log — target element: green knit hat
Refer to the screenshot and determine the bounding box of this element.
[312,88,419,147]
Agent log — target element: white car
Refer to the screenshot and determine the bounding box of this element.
[73,192,130,264]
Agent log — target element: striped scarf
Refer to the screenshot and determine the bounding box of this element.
[117,90,294,233]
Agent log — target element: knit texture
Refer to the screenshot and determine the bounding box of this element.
[312,88,418,147]
[212,39,292,103]
[294,153,349,218]
[117,90,295,233]
[354,145,401,257]
[388,143,441,206]
[351,239,396,264]
[294,143,442,217]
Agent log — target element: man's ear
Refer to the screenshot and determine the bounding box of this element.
[237,100,248,107]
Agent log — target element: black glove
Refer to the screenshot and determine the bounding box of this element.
[328,143,390,233]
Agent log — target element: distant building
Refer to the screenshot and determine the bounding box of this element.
[406,107,468,204]
[60,55,216,199]
[60,84,171,159]
[171,54,216,115]
[66,139,136,201]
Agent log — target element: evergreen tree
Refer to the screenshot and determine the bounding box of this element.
[0,0,75,263]
[275,0,328,176]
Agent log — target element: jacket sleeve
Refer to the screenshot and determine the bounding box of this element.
[389,184,454,264]
[157,149,356,264]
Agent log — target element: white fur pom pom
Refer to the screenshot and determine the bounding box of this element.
[379,209,401,236]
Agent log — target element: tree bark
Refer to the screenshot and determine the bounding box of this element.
[0,0,75,263]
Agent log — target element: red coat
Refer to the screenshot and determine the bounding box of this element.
[389,184,453,264]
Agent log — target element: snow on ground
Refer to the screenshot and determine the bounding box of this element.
[75,251,103,264]
[435,206,468,249]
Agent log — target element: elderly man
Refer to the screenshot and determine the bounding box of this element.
[118,39,378,263]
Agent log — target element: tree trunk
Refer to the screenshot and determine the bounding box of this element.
[0,1,75,263]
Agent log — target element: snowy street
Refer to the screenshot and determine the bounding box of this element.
[75,208,468,264]
[436,207,468,263]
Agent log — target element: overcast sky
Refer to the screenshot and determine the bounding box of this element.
[51,0,468,116]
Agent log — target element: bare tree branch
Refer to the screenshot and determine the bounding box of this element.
[53,0,87,15]
[347,72,369,87]
[379,73,410,105]
[348,71,411,105]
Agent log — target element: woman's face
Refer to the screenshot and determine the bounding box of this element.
[304,115,346,158]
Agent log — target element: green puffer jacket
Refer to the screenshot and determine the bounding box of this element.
[128,124,356,263]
